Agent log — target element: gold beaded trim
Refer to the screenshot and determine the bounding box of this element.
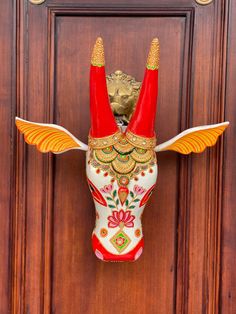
[88,131,123,149]
[146,38,160,70]
[126,131,156,149]
[91,37,105,67]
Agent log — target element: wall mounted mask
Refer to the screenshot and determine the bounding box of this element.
[16,37,229,262]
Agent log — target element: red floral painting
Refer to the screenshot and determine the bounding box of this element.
[108,210,135,228]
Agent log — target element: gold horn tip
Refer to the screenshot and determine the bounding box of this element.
[146,38,160,70]
[152,37,159,43]
[91,37,105,67]
[96,37,103,43]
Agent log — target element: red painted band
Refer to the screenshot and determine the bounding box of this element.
[92,233,144,262]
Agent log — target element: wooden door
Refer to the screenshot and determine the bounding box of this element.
[1,0,236,313]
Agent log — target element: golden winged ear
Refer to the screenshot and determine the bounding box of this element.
[155,122,229,154]
[15,117,88,153]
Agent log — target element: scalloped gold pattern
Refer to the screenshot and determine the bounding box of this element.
[111,156,136,174]
[131,148,154,163]
[95,148,118,163]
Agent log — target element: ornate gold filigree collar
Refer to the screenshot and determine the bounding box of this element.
[88,130,156,150]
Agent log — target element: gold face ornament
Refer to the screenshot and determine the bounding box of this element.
[15,37,229,262]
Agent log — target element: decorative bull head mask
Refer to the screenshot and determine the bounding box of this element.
[16,37,229,262]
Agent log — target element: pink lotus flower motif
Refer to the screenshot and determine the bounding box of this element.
[133,185,146,195]
[108,210,135,228]
[100,184,113,194]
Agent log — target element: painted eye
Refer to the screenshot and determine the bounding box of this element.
[139,184,156,207]
[87,178,107,206]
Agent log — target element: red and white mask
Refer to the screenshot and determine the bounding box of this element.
[16,37,229,262]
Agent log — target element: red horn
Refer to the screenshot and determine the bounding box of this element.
[89,37,118,139]
[126,38,159,142]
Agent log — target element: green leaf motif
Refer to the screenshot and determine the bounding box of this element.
[129,205,135,209]
[108,205,116,208]
[113,190,117,197]
[134,199,140,202]
[106,197,113,201]
[116,199,119,205]
[125,200,129,206]
[130,191,134,198]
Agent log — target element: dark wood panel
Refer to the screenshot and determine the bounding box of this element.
[52,15,186,314]
[177,1,228,312]
[172,1,229,313]
[221,0,236,313]
[0,1,16,313]
[11,1,233,314]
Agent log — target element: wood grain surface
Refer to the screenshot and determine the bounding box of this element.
[0,1,16,313]
[0,0,235,313]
